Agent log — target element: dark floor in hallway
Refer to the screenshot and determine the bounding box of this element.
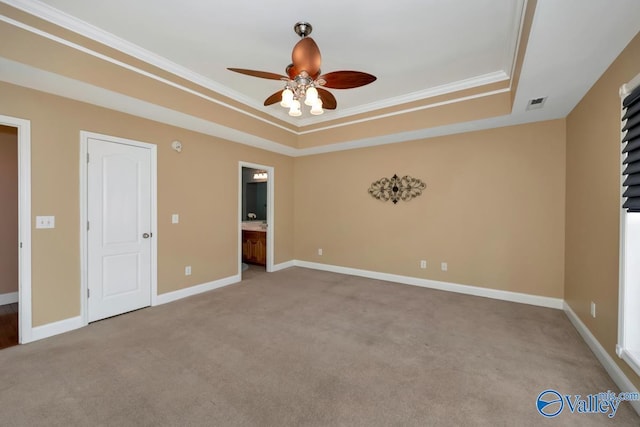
[0,303,18,350]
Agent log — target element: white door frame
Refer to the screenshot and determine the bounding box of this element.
[239,162,274,273]
[0,115,32,344]
[80,131,158,325]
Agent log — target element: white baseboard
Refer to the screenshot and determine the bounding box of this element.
[0,291,18,305]
[271,260,295,272]
[29,315,84,343]
[25,275,242,343]
[155,274,241,305]
[563,302,640,416]
[294,260,564,309]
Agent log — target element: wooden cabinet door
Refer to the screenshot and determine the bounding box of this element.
[254,238,266,265]
[242,237,251,262]
[242,230,266,266]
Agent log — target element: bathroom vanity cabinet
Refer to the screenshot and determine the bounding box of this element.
[242,230,266,266]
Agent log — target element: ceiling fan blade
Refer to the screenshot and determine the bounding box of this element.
[263,91,283,106]
[317,88,337,110]
[227,68,287,80]
[319,71,377,89]
[291,37,322,77]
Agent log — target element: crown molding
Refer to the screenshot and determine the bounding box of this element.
[1,56,563,159]
[296,71,510,127]
[0,10,300,136]
[0,3,541,158]
[0,57,298,156]
[2,0,518,132]
[294,109,558,157]
[2,0,264,109]
[503,0,528,83]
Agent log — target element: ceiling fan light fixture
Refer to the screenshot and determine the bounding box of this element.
[310,99,324,115]
[288,99,302,116]
[280,88,294,107]
[228,22,376,117]
[304,86,318,106]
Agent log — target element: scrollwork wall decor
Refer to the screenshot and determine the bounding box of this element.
[368,174,426,204]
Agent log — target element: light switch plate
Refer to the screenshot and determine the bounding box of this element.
[35,216,55,229]
[172,214,179,224]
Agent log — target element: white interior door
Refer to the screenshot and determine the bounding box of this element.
[87,137,152,322]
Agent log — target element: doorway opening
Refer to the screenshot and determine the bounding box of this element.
[239,162,274,277]
[0,115,31,345]
[0,125,18,349]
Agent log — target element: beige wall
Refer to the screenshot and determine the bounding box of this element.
[565,32,640,389]
[0,125,18,296]
[0,82,295,326]
[294,120,566,298]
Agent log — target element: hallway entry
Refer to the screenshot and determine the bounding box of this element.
[0,124,18,349]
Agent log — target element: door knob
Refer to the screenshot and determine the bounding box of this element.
[142,233,150,239]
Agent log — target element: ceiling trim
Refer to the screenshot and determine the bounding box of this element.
[501,0,528,83]
[0,57,299,156]
[2,0,267,113]
[295,71,510,127]
[1,56,526,160]
[294,111,552,157]
[0,11,298,136]
[508,0,536,106]
[298,87,510,136]
[2,0,521,132]
[1,8,516,141]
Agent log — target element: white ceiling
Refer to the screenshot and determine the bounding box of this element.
[2,0,640,149]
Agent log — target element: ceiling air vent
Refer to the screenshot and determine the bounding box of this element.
[526,96,547,110]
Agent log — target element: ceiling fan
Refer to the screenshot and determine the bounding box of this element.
[228,22,376,116]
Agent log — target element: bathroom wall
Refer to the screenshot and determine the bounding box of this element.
[242,167,268,221]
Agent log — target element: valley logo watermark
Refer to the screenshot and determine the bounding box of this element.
[536,389,639,418]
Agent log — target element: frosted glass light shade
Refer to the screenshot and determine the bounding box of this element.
[288,99,302,116]
[280,88,294,107]
[304,86,319,106]
[310,99,323,115]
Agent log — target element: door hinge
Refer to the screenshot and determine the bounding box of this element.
[19,242,22,248]
[87,288,90,298]
[87,153,90,163]
[87,221,90,231]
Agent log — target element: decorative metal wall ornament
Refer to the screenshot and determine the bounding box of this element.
[368,174,426,204]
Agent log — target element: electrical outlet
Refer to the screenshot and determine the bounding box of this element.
[318,248,323,256]
[590,301,596,318]
[35,216,55,229]
[441,262,448,272]
[420,260,427,269]
[185,266,192,276]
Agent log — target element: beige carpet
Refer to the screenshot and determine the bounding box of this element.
[0,267,638,426]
